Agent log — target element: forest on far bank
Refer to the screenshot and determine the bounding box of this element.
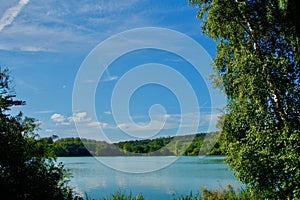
[40,132,223,157]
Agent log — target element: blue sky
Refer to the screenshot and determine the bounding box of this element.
[0,0,225,142]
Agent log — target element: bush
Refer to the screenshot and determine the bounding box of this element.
[0,68,79,200]
[174,185,259,200]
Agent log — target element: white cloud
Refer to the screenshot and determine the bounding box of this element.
[116,123,130,129]
[19,45,50,52]
[116,120,171,131]
[35,110,54,114]
[0,0,29,31]
[60,122,71,126]
[100,75,118,82]
[114,111,222,133]
[104,111,112,115]
[87,121,108,128]
[163,114,171,119]
[68,112,88,123]
[50,113,65,123]
[0,0,152,52]
[51,112,93,125]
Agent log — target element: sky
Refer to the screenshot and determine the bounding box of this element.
[0,0,226,142]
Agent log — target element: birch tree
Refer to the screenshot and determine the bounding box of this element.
[189,0,300,198]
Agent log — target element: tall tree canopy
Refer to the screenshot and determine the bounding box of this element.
[189,0,300,199]
[0,68,78,200]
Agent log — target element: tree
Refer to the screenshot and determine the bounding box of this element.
[0,68,79,199]
[189,0,300,199]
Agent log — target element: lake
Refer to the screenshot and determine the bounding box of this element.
[57,156,243,200]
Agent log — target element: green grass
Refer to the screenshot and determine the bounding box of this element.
[102,191,144,200]
[174,185,261,200]
[84,191,144,200]
[83,185,260,200]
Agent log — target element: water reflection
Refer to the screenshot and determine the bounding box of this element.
[58,156,243,199]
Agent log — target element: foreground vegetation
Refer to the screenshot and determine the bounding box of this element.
[188,0,300,199]
[0,68,80,199]
[83,185,260,200]
[175,186,260,200]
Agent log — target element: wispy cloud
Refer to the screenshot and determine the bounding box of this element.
[100,69,118,82]
[51,113,65,123]
[87,121,109,128]
[68,112,92,123]
[114,111,222,133]
[19,45,51,52]
[35,110,54,114]
[116,120,171,131]
[0,0,29,31]
[46,110,221,140]
[50,112,92,126]
[15,78,39,93]
[0,0,150,53]
[100,75,118,82]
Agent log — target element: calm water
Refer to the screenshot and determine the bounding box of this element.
[58,156,243,200]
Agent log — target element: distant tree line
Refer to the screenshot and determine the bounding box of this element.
[43,132,223,157]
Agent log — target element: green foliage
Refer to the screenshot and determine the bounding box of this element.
[200,186,256,200]
[174,191,202,200]
[101,191,144,200]
[83,186,259,200]
[189,0,300,199]
[0,68,79,199]
[53,138,93,156]
[53,138,123,156]
[117,136,174,156]
[174,185,259,200]
[51,133,223,157]
[84,191,144,200]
